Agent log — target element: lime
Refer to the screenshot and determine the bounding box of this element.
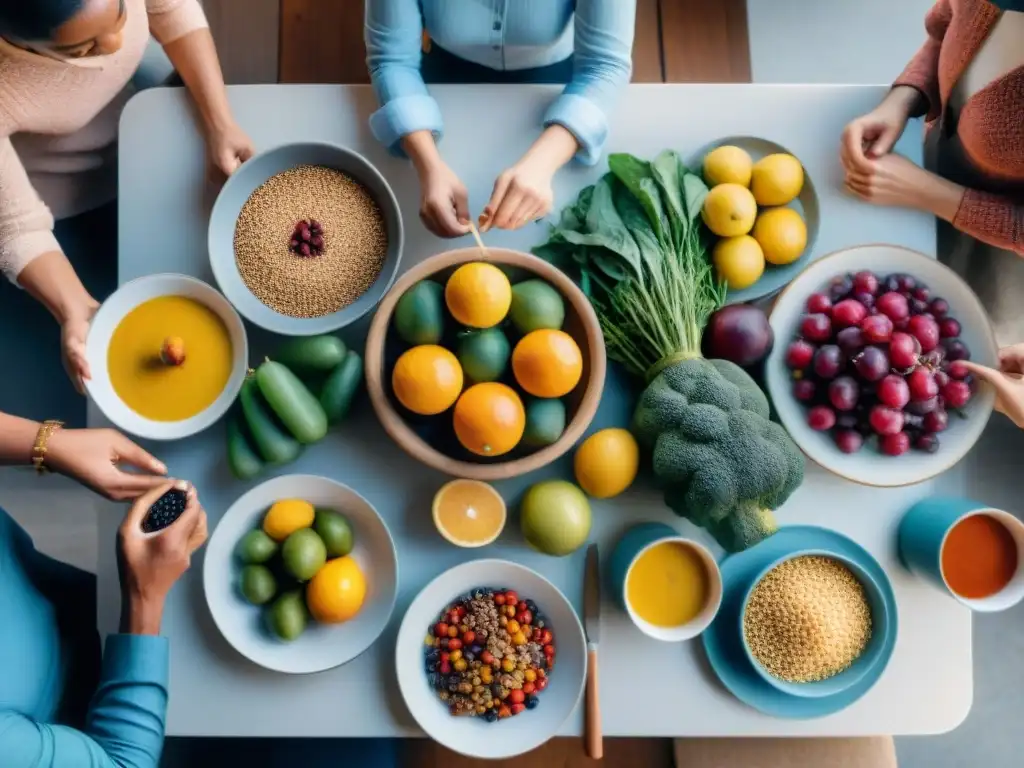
[457,328,511,383]
[281,528,327,581]
[394,280,445,345]
[510,279,565,334]
[236,529,278,565]
[266,590,307,641]
[314,508,355,558]
[520,480,591,556]
[522,398,567,447]
[240,564,277,605]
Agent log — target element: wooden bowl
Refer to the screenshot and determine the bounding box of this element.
[365,248,606,481]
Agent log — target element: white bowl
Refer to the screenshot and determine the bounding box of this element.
[766,244,998,487]
[395,560,587,759]
[84,273,248,441]
[203,474,398,674]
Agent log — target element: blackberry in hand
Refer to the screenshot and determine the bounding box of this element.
[142,489,188,533]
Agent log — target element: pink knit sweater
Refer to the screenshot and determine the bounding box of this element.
[0,0,207,283]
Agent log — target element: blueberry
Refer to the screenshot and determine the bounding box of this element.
[525,695,539,710]
[426,662,436,673]
[526,600,538,613]
[485,710,498,723]
[141,489,188,533]
[464,652,475,663]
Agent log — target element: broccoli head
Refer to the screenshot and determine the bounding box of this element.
[632,358,804,552]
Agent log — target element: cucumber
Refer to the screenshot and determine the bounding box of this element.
[239,377,302,464]
[273,336,347,375]
[256,359,329,444]
[227,413,263,480]
[320,351,364,425]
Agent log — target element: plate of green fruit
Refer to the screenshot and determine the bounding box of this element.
[203,474,398,673]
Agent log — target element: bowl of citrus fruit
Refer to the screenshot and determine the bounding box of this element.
[365,248,606,481]
[203,474,398,673]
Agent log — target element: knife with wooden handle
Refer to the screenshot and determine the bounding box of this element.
[584,543,603,759]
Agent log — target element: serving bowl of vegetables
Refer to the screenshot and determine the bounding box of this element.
[364,248,606,481]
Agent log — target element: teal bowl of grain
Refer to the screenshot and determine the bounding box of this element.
[209,142,403,336]
[738,550,891,700]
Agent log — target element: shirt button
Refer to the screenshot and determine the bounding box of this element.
[493,21,502,30]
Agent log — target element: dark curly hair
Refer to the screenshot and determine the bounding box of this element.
[0,0,84,41]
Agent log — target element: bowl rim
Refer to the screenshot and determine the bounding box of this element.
[365,247,607,481]
[394,558,587,759]
[202,473,399,675]
[621,535,724,642]
[83,272,248,441]
[766,242,998,488]
[207,140,404,336]
[737,548,888,696]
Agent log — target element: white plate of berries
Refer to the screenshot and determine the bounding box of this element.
[766,244,998,487]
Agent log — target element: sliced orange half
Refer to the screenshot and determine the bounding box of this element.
[432,479,507,548]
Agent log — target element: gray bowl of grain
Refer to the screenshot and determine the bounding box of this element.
[209,142,403,335]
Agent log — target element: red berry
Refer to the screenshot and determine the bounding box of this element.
[801,313,833,342]
[888,332,920,371]
[509,689,526,704]
[544,644,556,656]
[494,594,506,606]
[852,271,880,296]
[806,292,833,314]
[535,678,549,691]
[877,374,910,409]
[498,705,511,718]
[505,591,519,604]
[813,344,843,379]
[807,405,836,431]
[516,610,533,625]
[879,432,911,456]
[929,298,950,317]
[942,379,972,408]
[907,367,939,401]
[517,601,529,613]
[447,638,462,651]
[938,317,961,338]
[876,292,910,322]
[923,409,949,433]
[828,376,859,411]
[853,346,889,382]
[435,622,449,638]
[522,682,536,694]
[455,605,466,617]
[462,630,476,645]
[439,661,452,674]
[786,340,815,370]
[832,300,868,329]
[861,313,894,343]
[480,651,495,665]
[448,610,460,625]
[511,703,526,716]
[539,629,553,645]
[907,315,940,352]
[834,429,864,454]
[947,361,970,380]
[870,406,904,436]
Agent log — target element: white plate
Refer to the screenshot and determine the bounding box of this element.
[395,560,587,760]
[84,273,248,441]
[766,244,998,487]
[203,474,398,674]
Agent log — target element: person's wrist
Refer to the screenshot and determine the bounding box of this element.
[119,590,166,636]
[920,176,965,222]
[884,86,921,120]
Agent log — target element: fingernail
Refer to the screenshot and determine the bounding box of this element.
[155,461,167,473]
[175,479,189,491]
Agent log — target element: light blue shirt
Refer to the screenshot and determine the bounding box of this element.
[365,0,636,165]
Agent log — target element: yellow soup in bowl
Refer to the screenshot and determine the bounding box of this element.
[626,540,709,628]
[107,296,233,421]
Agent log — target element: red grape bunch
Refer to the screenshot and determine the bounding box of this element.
[786,270,974,457]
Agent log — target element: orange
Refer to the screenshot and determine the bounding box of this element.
[305,555,366,623]
[512,330,583,398]
[262,499,315,542]
[445,263,512,328]
[574,428,640,499]
[432,479,507,547]
[392,344,464,415]
[752,208,807,266]
[453,382,525,457]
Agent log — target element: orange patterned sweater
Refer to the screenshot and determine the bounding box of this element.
[893,0,1023,256]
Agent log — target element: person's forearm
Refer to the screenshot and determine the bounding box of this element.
[519,125,579,173]
[162,29,234,134]
[883,85,927,120]
[402,130,444,175]
[917,175,965,223]
[17,250,96,325]
[119,593,165,636]
[0,412,40,466]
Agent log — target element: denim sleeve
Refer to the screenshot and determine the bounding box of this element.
[543,0,636,165]
[364,0,444,154]
[0,635,169,768]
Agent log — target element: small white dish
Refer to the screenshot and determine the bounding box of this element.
[766,244,998,487]
[84,273,248,441]
[395,560,587,760]
[944,510,1024,612]
[203,474,398,674]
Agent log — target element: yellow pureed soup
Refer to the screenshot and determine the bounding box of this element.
[626,541,709,627]
[107,296,232,421]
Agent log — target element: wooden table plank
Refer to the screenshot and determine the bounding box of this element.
[660,0,752,83]
[402,737,675,768]
[632,0,664,82]
[205,0,280,84]
[279,0,369,84]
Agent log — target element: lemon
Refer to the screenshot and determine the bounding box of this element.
[445,262,512,328]
[753,208,808,266]
[574,428,639,499]
[432,479,507,547]
[713,235,765,290]
[751,154,804,207]
[701,184,757,238]
[262,499,315,542]
[703,145,753,187]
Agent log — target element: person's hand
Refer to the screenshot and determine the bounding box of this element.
[418,160,471,238]
[962,345,1024,428]
[840,87,918,170]
[206,121,255,178]
[61,297,99,394]
[118,480,208,634]
[843,153,933,209]
[479,156,556,233]
[45,427,168,501]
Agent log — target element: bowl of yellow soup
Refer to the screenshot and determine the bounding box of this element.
[84,274,248,440]
[609,522,723,642]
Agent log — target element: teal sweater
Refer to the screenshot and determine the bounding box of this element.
[0,507,169,767]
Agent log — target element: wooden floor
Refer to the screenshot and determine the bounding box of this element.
[205,3,750,766]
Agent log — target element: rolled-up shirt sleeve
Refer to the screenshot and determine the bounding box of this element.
[543,0,635,165]
[146,0,209,45]
[0,136,59,285]
[364,0,444,154]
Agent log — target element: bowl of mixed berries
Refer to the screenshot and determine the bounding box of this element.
[765,245,998,487]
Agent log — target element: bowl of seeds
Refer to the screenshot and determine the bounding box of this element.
[209,142,403,335]
[739,550,892,699]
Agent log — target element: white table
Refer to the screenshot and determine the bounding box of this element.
[96,84,971,738]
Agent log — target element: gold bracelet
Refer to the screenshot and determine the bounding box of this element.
[32,420,64,475]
